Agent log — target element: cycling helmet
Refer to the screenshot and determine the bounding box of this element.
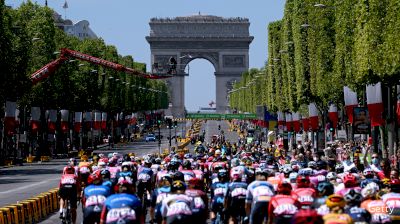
[308,161,317,169]
[159,175,172,187]
[326,172,337,180]
[171,180,186,192]
[317,181,334,196]
[316,160,327,170]
[289,172,298,183]
[291,164,300,172]
[335,164,344,173]
[155,157,162,164]
[121,162,131,171]
[81,155,88,161]
[98,161,106,168]
[100,169,111,179]
[291,209,323,224]
[171,171,184,182]
[64,165,75,174]
[382,178,391,187]
[231,169,243,181]
[283,166,293,174]
[344,189,362,205]
[69,158,77,166]
[299,168,314,176]
[182,160,191,169]
[296,175,311,188]
[363,168,374,178]
[326,194,346,209]
[343,173,358,188]
[218,169,229,182]
[390,179,400,192]
[184,153,192,159]
[87,170,102,185]
[361,182,380,199]
[277,181,292,195]
[188,178,203,190]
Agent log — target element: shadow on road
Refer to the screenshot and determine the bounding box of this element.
[0,168,61,177]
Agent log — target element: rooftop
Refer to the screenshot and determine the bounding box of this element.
[150,14,249,23]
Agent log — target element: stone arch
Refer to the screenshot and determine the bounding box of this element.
[146,15,253,117]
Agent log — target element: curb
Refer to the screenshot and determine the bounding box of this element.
[0,188,59,224]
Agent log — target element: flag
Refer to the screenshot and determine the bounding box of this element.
[285,112,292,132]
[302,117,309,132]
[94,111,102,130]
[328,104,338,128]
[366,82,385,127]
[344,86,358,123]
[60,110,69,133]
[4,101,17,135]
[101,112,107,130]
[85,112,92,129]
[47,109,57,134]
[74,112,82,133]
[309,103,319,131]
[63,0,68,9]
[31,107,41,134]
[277,111,284,130]
[292,112,301,133]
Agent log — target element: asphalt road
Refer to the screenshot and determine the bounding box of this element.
[0,120,238,223]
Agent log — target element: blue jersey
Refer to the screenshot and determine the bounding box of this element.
[210,182,228,203]
[151,186,171,207]
[227,182,248,200]
[103,193,142,224]
[138,167,154,182]
[246,180,275,204]
[360,178,381,188]
[84,185,111,208]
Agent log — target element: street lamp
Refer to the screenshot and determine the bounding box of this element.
[301,23,312,28]
[32,37,41,42]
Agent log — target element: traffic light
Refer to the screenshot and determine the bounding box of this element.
[174,121,177,127]
[167,118,172,128]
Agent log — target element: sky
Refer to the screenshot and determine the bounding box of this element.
[6,0,285,111]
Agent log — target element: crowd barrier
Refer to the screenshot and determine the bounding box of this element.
[0,188,59,224]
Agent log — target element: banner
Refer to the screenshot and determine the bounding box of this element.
[308,103,319,131]
[344,86,358,123]
[31,107,41,134]
[302,117,309,132]
[277,111,284,130]
[5,101,17,135]
[366,82,385,127]
[85,111,92,129]
[60,110,69,133]
[353,107,371,134]
[74,112,82,133]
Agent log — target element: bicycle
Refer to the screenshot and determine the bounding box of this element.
[61,199,72,224]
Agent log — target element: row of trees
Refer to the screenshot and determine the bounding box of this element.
[231,0,399,114]
[0,0,169,114]
[230,0,400,154]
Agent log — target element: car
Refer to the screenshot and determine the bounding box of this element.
[145,134,156,142]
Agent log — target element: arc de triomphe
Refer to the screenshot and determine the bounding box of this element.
[146,15,253,117]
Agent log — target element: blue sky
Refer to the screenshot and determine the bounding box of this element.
[6,0,285,111]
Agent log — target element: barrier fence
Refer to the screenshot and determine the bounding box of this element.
[0,188,59,224]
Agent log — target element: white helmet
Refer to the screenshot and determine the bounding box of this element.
[327,172,337,180]
[361,182,380,198]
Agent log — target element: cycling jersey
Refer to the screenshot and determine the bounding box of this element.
[361,199,391,223]
[292,187,316,209]
[267,176,282,191]
[151,186,170,223]
[108,167,120,183]
[344,206,371,224]
[210,182,228,212]
[246,180,275,224]
[226,182,248,220]
[100,193,142,224]
[381,192,400,221]
[180,170,196,183]
[268,194,300,224]
[185,189,207,224]
[336,186,361,197]
[161,194,194,224]
[83,185,111,224]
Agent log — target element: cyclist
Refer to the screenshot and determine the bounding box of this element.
[59,165,81,224]
[209,169,229,224]
[292,175,316,209]
[83,170,111,224]
[381,179,400,222]
[313,181,334,216]
[323,194,353,224]
[336,173,361,196]
[151,175,172,224]
[361,182,391,223]
[360,168,380,188]
[185,178,207,224]
[267,181,300,224]
[245,168,275,224]
[343,189,371,223]
[100,176,143,224]
[225,169,248,223]
[161,180,194,224]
